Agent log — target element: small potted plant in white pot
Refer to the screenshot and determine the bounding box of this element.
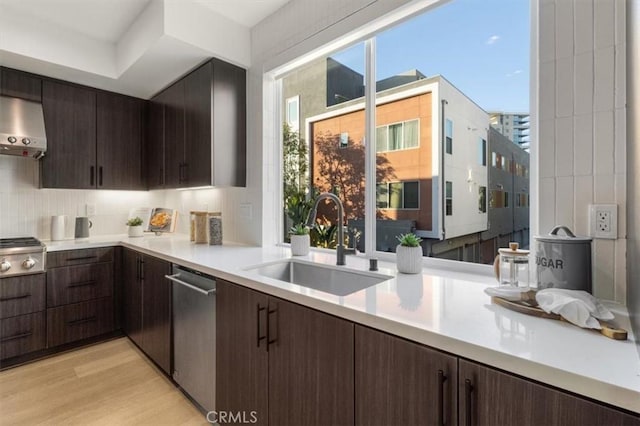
[127,217,144,238]
[396,233,423,274]
[290,223,310,256]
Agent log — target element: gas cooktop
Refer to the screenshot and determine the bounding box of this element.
[0,237,46,277]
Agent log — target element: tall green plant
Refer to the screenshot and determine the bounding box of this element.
[283,123,308,200]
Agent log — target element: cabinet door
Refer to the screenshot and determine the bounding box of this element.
[212,58,246,187]
[184,61,212,188]
[162,81,185,188]
[355,325,457,426]
[459,359,640,426]
[41,80,96,189]
[122,249,142,347]
[146,96,165,189]
[141,255,172,374]
[268,297,354,426]
[216,279,268,426]
[0,67,42,102]
[96,91,146,190]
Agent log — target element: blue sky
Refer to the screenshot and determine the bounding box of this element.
[332,0,530,112]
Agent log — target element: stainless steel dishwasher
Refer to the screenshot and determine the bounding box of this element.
[165,265,216,412]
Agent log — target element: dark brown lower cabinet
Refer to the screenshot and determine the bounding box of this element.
[217,279,268,425]
[216,279,354,426]
[47,297,114,347]
[459,359,640,426]
[122,248,171,375]
[0,312,46,360]
[355,325,457,426]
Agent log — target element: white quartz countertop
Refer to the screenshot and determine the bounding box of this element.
[45,234,640,414]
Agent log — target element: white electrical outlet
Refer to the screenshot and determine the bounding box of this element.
[589,204,617,239]
[86,203,96,216]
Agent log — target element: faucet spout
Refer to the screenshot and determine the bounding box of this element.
[308,192,346,265]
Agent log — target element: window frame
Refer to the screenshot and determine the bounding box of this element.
[265,0,536,277]
[375,118,420,153]
[377,180,420,210]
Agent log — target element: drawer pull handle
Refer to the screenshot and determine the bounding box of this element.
[256,304,266,348]
[0,294,31,302]
[464,378,474,426]
[67,316,97,326]
[437,369,447,426]
[67,280,97,289]
[1,331,32,343]
[66,256,98,262]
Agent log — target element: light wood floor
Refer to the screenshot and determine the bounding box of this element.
[0,338,208,426]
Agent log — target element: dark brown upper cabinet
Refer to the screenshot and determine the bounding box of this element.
[0,67,42,102]
[146,58,246,189]
[146,96,165,190]
[96,91,146,190]
[41,80,97,189]
[41,78,146,190]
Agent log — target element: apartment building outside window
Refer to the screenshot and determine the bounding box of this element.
[445,181,453,215]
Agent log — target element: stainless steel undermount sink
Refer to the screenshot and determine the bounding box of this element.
[245,259,393,296]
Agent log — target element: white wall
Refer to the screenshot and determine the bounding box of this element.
[0,156,164,239]
[439,77,489,240]
[537,0,627,302]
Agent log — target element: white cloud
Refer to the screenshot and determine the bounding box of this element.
[486,35,500,45]
[506,69,523,77]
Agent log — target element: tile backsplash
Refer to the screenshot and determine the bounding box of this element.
[1,155,259,245]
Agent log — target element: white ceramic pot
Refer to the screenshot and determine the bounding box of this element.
[290,234,310,256]
[396,244,423,274]
[128,225,144,238]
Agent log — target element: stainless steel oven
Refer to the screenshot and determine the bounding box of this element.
[165,265,216,413]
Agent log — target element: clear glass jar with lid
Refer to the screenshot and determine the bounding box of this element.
[498,242,530,288]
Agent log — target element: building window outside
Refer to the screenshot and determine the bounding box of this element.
[445,181,453,215]
[286,96,300,132]
[445,119,453,154]
[376,119,419,152]
[377,181,419,209]
[478,138,487,166]
[339,132,349,148]
[479,186,487,213]
[492,151,497,168]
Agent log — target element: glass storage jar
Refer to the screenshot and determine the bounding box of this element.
[498,242,530,289]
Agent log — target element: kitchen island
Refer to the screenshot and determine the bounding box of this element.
[45,234,640,417]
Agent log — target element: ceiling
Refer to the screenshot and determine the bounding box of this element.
[0,0,291,98]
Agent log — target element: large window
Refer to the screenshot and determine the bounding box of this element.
[376,119,419,152]
[279,0,529,264]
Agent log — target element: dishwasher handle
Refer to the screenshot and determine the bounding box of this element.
[165,274,216,296]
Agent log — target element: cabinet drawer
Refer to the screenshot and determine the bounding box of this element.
[47,297,114,347]
[0,311,46,360]
[0,273,46,319]
[47,248,114,268]
[47,262,113,307]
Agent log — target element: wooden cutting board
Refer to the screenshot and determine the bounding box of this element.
[491,296,628,340]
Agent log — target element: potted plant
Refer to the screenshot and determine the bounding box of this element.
[126,217,144,238]
[396,233,423,274]
[290,223,310,256]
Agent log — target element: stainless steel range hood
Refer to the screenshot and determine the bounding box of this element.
[0,96,47,159]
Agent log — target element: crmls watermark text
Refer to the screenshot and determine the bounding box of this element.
[207,411,258,424]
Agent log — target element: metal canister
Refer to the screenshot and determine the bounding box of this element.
[535,225,592,293]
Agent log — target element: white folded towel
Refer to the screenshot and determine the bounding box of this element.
[535,289,614,329]
[484,286,532,301]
